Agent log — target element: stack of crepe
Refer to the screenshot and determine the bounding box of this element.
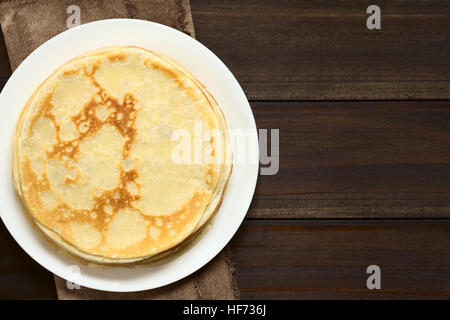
[13,47,232,266]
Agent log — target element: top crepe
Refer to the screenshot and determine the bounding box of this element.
[13,46,232,264]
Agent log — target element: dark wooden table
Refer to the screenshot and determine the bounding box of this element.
[1,0,450,299]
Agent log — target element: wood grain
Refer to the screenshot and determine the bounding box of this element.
[2,219,449,299]
[191,0,450,100]
[233,220,450,299]
[250,101,450,218]
[0,221,56,299]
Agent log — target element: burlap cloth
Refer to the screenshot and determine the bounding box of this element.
[0,0,239,300]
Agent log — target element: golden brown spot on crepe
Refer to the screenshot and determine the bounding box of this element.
[107,53,126,62]
[62,69,80,76]
[35,73,138,167]
[64,176,77,185]
[143,59,197,98]
[22,65,143,241]
[21,158,92,232]
[27,92,55,136]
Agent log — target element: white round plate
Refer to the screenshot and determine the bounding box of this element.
[0,19,258,292]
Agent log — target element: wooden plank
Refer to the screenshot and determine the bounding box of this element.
[1,2,449,100]
[0,221,56,299]
[232,219,450,299]
[0,220,450,299]
[2,219,448,299]
[249,101,450,218]
[191,0,450,100]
